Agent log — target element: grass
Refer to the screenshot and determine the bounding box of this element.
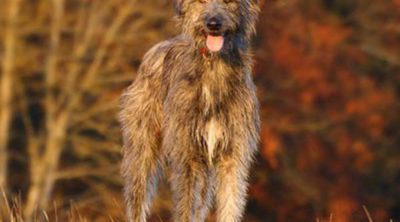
[1,189,90,222]
[2,190,397,222]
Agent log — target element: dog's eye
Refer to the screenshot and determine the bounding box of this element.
[198,0,207,3]
[224,0,234,3]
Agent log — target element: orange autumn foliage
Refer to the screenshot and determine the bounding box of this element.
[253,0,400,221]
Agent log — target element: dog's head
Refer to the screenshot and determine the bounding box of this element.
[174,0,259,53]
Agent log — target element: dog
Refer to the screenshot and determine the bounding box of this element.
[119,0,260,221]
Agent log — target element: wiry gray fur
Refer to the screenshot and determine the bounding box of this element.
[119,0,260,221]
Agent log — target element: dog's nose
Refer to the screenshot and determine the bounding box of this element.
[206,17,222,32]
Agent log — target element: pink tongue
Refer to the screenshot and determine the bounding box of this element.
[206,35,224,52]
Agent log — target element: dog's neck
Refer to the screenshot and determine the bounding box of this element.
[198,47,247,69]
[199,47,210,59]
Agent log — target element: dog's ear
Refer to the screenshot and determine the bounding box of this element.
[250,0,263,8]
[249,0,264,8]
[173,0,184,16]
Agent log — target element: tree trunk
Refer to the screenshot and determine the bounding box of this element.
[24,0,65,219]
[0,0,21,191]
[24,114,68,219]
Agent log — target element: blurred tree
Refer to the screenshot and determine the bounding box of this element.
[0,0,21,192]
[1,0,175,220]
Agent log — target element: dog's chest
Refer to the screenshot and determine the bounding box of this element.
[200,62,230,110]
[199,65,231,163]
[201,83,214,110]
[204,117,223,164]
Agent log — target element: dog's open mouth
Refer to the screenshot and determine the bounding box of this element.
[206,33,224,52]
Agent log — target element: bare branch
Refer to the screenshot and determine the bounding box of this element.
[55,166,119,180]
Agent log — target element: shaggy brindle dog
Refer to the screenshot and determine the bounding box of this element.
[119,0,260,221]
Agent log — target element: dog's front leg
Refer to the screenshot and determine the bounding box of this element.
[169,156,211,222]
[215,137,255,222]
[120,81,164,222]
[164,127,212,221]
[215,159,249,222]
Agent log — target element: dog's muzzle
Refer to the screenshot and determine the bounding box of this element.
[205,17,224,52]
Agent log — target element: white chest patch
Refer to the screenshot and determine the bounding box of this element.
[202,85,212,108]
[205,118,222,164]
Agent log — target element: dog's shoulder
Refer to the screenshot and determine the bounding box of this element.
[136,40,172,79]
[141,41,170,67]
[139,36,189,71]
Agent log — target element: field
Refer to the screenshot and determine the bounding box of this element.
[0,0,399,221]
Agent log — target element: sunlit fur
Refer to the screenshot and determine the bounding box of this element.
[119,0,260,221]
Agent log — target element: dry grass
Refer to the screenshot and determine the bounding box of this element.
[1,188,128,222]
[314,207,397,222]
[2,193,395,222]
